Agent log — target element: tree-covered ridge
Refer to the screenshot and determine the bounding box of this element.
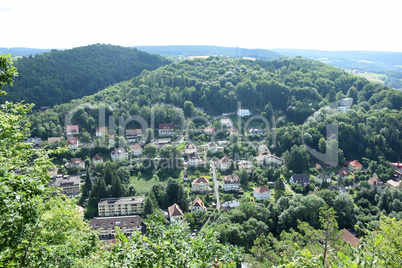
[2,44,171,107]
[30,56,402,161]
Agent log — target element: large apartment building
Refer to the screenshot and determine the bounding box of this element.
[98,196,145,217]
[89,215,142,238]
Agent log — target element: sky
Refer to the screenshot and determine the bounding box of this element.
[0,0,402,52]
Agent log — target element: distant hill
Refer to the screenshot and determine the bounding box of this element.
[2,44,171,107]
[271,49,402,71]
[134,45,282,60]
[0,47,53,56]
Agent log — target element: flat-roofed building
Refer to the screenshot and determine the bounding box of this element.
[98,196,145,217]
[126,129,143,142]
[90,215,142,238]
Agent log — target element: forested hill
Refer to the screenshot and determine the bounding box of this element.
[31,56,402,161]
[2,44,171,107]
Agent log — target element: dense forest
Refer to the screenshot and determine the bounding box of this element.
[2,44,170,107]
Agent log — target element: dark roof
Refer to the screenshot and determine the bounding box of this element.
[292,174,310,183]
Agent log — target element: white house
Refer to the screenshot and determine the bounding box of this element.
[220,118,233,128]
[253,185,271,200]
[189,197,207,213]
[188,152,200,167]
[92,154,104,165]
[168,203,184,222]
[219,156,233,171]
[130,144,143,156]
[314,172,332,184]
[191,177,209,193]
[111,147,128,162]
[237,109,251,117]
[184,142,197,155]
[223,174,240,191]
[221,200,240,211]
[158,123,174,137]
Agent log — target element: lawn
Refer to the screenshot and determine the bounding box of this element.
[130,177,168,195]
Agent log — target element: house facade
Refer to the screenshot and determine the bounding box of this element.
[111,147,128,161]
[191,177,209,193]
[126,129,142,142]
[219,156,233,171]
[223,174,240,191]
[54,175,81,197]
[189,197,207,213]
[92,154,104,165]
[253,185,271,200]
[98,196,145,217]
[158,123,174,137]
[188,152,200,167]
[68,158,85,169]
[90,215,142,239]
[184,142,197,155]
[168,203,184,222]
[348,160,363,172]
[67,137,78,150]
[66,125,79,135]
[130,144,143,156]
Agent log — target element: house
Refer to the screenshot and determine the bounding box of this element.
[221,200,240,211]
[92,154,104,165]
[109,135,115,143]
[158,123,174,137]
[111,147,128,162]
[204,128,215,135]
[392,162,402,172]
[348,160,363,172]
[258,144,270,155]
[189,197,207,213]
[368,174,384,188]
[337,167,351,178]
[183,174,189,181]
[255,153,282,168]
[68,158,85,169]
[126,129,142,142]
[53,175,81,197]
[223,174,240,192]
[98,196,145,217]
[248,127,263,136]
[338,98,353,107]
[188,152,201,167]
[191,177,209,194]
[341,228,359,247]
[237,108,251,117]
[152,138,171,149]
[315,163,323,171]
[289,174,310,186]
[238,160,253,173]
[338,106,351,113]
[67,137,78,150]
[207,142,223,153]
[90,215,142,239]
[184,142,197,155]
[47,168,58,178]
[220,118,233,128]
[47,137,61,144]
[253,185,271,200]
[168,203,184,222]
[95,127,108,137]
[130,144,143,156]
[314,172,331,184]
[66,125,79,135]
[227,126,238,135]
[219,156,233,171]
[386,180,401,189]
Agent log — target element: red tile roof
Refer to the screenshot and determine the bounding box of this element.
[254,185,270,194]
[349,160,363,167]
[342,228,359,247]
[193,177,209,184]
[224,174,239,183]
[168,203,184,217]
[131,144,142,150]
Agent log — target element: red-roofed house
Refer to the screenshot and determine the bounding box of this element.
[92,154,104,165]
[392,162,402,172]
[95,127,108,137]
[67,137,78,150]
[191,177,209,193]
[130,144,143,156]
[204,128,215,135]
[348,160,363,172]
[253,185,271,200]
[66,125,79,135]
[158,123,174,137]
[168,203,184,222]
[189,197,207,213]
[368,174,384,188]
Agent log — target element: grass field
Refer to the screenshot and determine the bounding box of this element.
[130,177,168,195]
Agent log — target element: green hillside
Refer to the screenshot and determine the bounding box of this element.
[2,44,171,107]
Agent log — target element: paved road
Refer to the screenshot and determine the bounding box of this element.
[210,161,221,211]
